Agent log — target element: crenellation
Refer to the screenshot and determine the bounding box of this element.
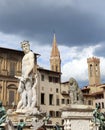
[87,57,100,63]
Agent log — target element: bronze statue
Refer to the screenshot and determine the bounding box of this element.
[93,104,105,130]
[0,101,6,125]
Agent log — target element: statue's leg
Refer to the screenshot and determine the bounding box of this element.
[31,89,36,108]
[25,81,32,108]
[21,90,27,108]
[17,100,23,109]
[27,90,32,108]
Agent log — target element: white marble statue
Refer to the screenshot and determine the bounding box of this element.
[16,41,38,113]
[31,73,38,108]
[69,77,84,104]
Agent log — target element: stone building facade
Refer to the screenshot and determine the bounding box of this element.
[37,68,62,124]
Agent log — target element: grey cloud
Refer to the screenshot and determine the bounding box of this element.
[94,44,105,57]
[0,0,105,46]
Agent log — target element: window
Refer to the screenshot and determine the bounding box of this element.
[99,103,101,108]
[49,76,53,82]
[41,75,44,81]
[88,100,92,105]
[49,111,55,117]
[90,64,92,77]
[9,90,14,105]
[62,99,65,104]
[102,102,104,108]
[56,98,59,105]
[41,93,45,104]
[56,88,58,93]
[96,64,98,76]
[49,94,53,105]
[56,111,61,117]
[10,62,15,76]
[48,76,60,83]
[67,99,69,104]
[54,77,59,83]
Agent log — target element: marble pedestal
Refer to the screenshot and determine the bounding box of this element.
[61,104,94,130]
[7,110,46,130]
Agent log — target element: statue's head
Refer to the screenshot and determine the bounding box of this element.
[0,101,2,107]
[20,40,30,48]
[20,40,30,54]
[69,77,76,86]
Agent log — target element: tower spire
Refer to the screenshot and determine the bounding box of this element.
[51,33,60,57]
[50,34,61,72]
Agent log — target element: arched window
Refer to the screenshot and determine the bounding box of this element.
[9,90,14,105]
[7,85,17,106]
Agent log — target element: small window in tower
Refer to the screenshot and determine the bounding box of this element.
[90,64,92,77]
[96,64,98,76]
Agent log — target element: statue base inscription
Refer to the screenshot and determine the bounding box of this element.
[61,104,94,130]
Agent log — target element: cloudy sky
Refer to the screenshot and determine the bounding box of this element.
[0,0,105,87]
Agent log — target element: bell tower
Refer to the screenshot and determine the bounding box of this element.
[50,34,61,72]
[87,57,100,86]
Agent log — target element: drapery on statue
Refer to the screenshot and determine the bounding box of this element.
[15,41,38,113]
[69,77,84,104]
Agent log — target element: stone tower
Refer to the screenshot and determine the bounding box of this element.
[50,34,61,72]
[87,57,100,85]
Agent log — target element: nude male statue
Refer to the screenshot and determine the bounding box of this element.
[17,41,35,109]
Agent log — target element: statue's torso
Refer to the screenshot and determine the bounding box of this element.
[22,51,34,77]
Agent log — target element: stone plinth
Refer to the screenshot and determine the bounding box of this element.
[61,104,94,130]
[7,110,46,130]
